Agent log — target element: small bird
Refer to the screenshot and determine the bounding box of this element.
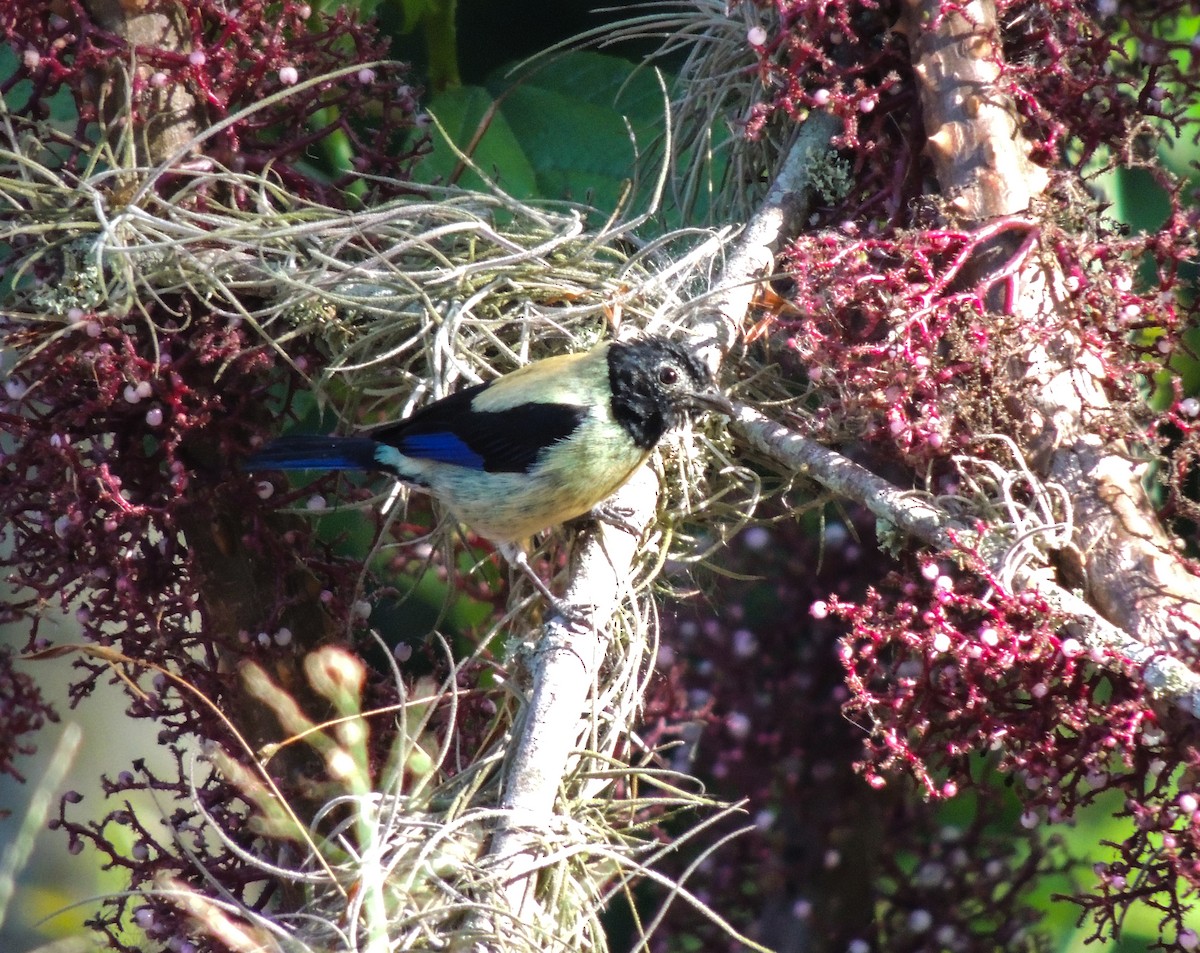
[245,335,732,612]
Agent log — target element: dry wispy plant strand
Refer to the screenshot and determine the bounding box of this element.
[569,0,792,224]
[0,54,760,952]
[9,0,1200,949]
[150,636,751,953]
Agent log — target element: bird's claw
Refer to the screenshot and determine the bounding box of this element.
[546,597,597,631]
[502,544,596,629]
[587,501,642,538]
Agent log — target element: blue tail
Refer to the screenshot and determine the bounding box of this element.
[244,435,381,472]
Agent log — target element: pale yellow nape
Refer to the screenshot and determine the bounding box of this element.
[467,346,609,413]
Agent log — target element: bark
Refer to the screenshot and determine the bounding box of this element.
[477,115,834,932]
[902,0,1200,648]
[83,0,204,164]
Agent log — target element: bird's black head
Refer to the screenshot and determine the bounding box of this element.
[606,336,731,450]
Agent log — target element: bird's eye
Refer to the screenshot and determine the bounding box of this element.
[658,365,679,386]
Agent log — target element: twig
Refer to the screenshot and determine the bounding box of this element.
[733,402,1200,718]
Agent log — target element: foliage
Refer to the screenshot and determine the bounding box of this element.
[643,0,1200,950]
[4,0,1200,952]
[2,0,421,199]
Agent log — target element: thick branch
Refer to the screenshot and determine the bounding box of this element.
[904,0,1200,646]
[83,0,204,164]
[483,465,658,920]
[479,115,835,926]
[902,0,1047,219]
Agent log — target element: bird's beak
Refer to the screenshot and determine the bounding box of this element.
[689,388,736,418]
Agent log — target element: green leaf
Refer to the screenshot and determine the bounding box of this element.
[484,84,642,208]
[413,51,671,214]
[412,85,538,197]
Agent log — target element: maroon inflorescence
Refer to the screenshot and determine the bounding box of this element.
[0,2,428,949]
[648,522,1071,952]
[1,0,423,203]
[642,0,1200,949]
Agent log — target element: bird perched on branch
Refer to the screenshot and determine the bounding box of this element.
[245,335,732,614]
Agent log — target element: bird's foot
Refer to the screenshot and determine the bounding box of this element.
[586,501,642,538]
[546,596,598,631]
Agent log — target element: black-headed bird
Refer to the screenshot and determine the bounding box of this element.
[245,335,732,612]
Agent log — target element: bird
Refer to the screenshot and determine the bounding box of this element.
[244,335,733,614]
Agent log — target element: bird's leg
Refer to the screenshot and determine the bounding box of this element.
[497,542,593,626]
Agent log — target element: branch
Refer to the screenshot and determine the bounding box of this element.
[82,0,203,164]
[689,111,842,371]
[479,113,838,927]
[903,0,1200,646]
[733,404,1200,719]
[483,465,658,920]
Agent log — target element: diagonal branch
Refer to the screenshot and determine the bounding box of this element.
[733,405,1200,718]
[479,112,838,927]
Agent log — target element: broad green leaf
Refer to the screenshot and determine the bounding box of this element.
[413,51,670,215]
[480,84,644,209]
[412,84,538,197]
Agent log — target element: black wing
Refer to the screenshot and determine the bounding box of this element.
[370,384,587,474]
